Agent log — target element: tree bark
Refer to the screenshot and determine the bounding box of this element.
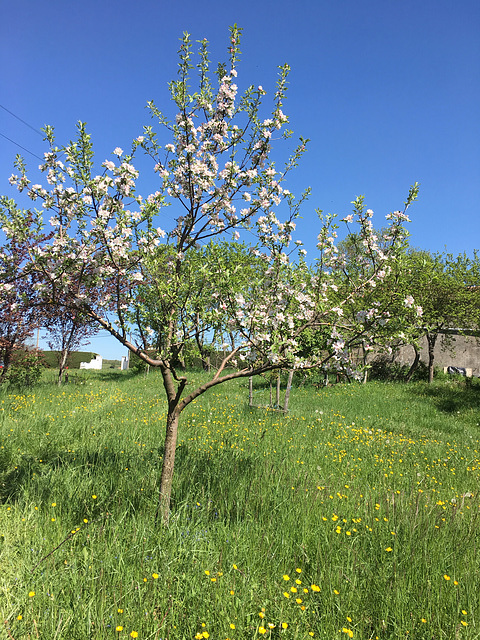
[283,370,294,412]
[157,409,180,524]
[276,373,281,408]
[58,348,68,386]
[405,344,421,383]
[426,332,437,384]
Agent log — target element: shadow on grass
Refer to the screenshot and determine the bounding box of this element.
[413,378,480,415]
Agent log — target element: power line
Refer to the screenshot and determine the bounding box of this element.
[0,103,44,137]
[0,131,43,160]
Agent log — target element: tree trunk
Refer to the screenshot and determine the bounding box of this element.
[249,376,253,406]
[405,344,421,383]
[157,409,180,524]
[426,333,437,384]
[283,370,294,412]
[58,348,69,386]
[276,373,281,408]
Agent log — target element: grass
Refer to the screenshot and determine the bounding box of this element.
[1,370,480,639]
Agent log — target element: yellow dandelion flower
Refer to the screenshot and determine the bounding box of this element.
[334,589,340,595]
[444,574,451,581]
[283,574,290,581]
[118,608,123,613]
[259,612,265,619]
[258,627,267,635]
[296,598,302,604]
[290,586,297,593]
[311,584,320,592]
[204,570,210,576]
[385,547,393,552]
[28,591,35,598]
[282,622,288,629]
[230,590,235,595]
[230,624,235,630]
[421,619,426,623]
[130,632,138,638]
[283,592,290,599]
[296,568,302,573]
[152,573,159,579]
[309,633,315,637]
[202,633,210,639]
[17,615,22,621]
[268,623,275,629]
[461,621,468,627]
[462,610,467,615]
[116,626,123,632]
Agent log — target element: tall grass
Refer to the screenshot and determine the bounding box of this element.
[1,371,479,639]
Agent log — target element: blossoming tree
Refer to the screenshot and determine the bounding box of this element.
[1,26,420,522]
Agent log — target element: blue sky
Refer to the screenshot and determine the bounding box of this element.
[1,0,479,359]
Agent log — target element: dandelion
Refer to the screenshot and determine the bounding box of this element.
[461,621,468,627]
[295,568,302,573]
[258,627,267,635]
[444,574,451,581]
[83,518,88,524]
[281,622,288,629]
[152,573,159,579]
[92,495,97,499]
[283,574,290,581]
[334,589,340,595]
[116,626,123,632]
[205,570,210,576]
[130,632,138,638]
[17,615,22,621]
[421,619,427,623]
[311,584,320,592]
[230,624,235,629]
[28,591,35,597]
[342,628,354,638]
[118,609,123,613]
[385,547,393,552]
[462,610,467,615]
[283,592,290,599]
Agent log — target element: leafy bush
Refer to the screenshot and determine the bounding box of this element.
[6,350,46,387]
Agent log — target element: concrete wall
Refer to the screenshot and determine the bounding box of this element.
[393,333,480,376]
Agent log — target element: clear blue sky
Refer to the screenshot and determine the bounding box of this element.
[1,0,479,359]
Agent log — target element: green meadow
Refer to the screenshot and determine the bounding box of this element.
[1,371,479,639]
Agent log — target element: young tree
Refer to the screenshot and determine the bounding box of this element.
[43,305,98,385]
[1,26,420,522]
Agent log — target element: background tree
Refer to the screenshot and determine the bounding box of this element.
[0,187,44,380]
[403,251,480,383]
[1,26,419,522]
[43,304,98,385]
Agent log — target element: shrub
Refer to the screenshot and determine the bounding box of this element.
[6,350,46,387]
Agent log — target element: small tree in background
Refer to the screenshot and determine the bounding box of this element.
[1,26,420,522]
[43,305,98,384]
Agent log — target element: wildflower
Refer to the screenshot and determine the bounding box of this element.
[283,592,290,599]
[152,573,159,579]
[17,615,22,621]
[334,589,340,595]
[258,627,267,635]
[92,495,97,499]
[311,584,320,592]
[461,621,468,627]
[421,619,426,623]
[230,624,235,629]
[118,609,123,613]
[444,574,451,581]
[282,622,288,629]
[385,547,393,552]
[130,632,138,638]
[283,574,290,581]
[28,591,35,598]
[462,610,467,615]
[342,628,354,638]
[204,570,210,576]
[116,627,123,632]
[295,568,302,573]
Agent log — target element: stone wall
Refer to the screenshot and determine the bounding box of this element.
[393,332,480,376]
